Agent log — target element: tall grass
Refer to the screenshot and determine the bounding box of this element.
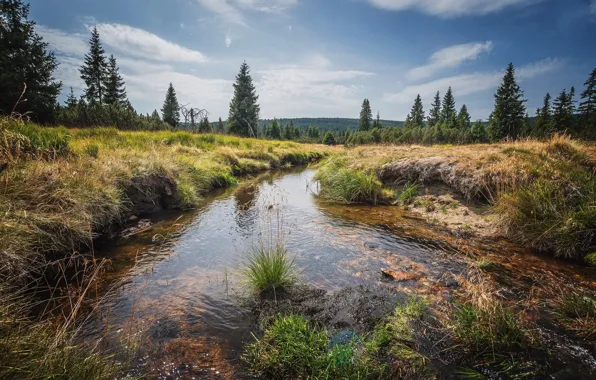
[244,243,296,296]
[315,157,385,204]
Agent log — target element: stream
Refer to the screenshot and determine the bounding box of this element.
[80,168,596,379]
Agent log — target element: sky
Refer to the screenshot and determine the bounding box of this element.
[29,0,596,121]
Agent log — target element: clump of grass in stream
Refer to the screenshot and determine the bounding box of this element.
[244,243,296,296]
[551,289,596,343]
[398,182,419,204]
[244,314,389,380]
[315,157,387,204]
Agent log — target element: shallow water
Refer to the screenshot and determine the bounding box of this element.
[82,168,596,379]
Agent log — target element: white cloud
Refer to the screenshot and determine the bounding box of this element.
[236,0,298,12]
[384,58,561,104]
[225,35,232,47]
[94,23,208,63]
[256,57,375,117]
[195,0,247,25]
[407,41,493,80]
[195,0,297,25]
[367,0,542,17]
[36,25,88,56]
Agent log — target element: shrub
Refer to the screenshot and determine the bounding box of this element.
[585,252,596,266]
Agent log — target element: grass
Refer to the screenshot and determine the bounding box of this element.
[0,117,329,278]
[319,134,596,259]
[244,243,296,296]
[551,289,596,342]
[315,157,389,204]
[398,182,419,204]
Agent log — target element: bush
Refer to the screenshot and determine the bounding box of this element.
[322,131,336,145]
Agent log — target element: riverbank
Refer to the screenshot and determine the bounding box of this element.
[316,135,596,261]
[0,118,330,280]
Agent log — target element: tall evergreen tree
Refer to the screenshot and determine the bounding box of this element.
[0,0,61,122]
[552,87,575,133]
[488,63,526,140]
[198,116,211,133]
[269,118,281,139]
[408,94,425,128]
[65,87,78,109]
[104,55,127,106]
[79,26,107,104]
[427,91,441,128]
[457,104,471,130]
[227,61,260,137]
[373,111,382,129]
[440,87,457,124]
[358,99,373,131]
[161,83,180,127]
[579,68,596,134]
[532,93,552,137]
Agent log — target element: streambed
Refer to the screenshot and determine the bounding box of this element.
[81,168,596,379]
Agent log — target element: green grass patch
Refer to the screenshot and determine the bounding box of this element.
[243,244,296,296]
[315,158,386,204]
[398,182,419,204]
[552,290,596,342]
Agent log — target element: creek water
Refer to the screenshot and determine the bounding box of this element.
[81,168,596,379]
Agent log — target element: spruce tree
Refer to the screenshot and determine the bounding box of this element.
[358,99,373,131]
[104,55,127,106]
[579,68,596,135]
[161,83,180,127]
[457,104,471,130]
[269,118,281,139]
[374,111,382,129]
[217,117,225,133]
[0,0,61,122]
[151,109,161,121]
[552,87,575,133]
[198,116,211,133]
[65,87,78,109]
[79,26,107,104]
[532,93,552,137]
[440,87,456,124]
[322,131,336,145]
[427,91,441,128]
[408,94,425,128]
[488,63,526,140]
[227,61,260,137]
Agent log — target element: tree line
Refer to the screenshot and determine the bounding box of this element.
[1,0,595,145]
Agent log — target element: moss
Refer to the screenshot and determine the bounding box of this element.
[585,252,596,266]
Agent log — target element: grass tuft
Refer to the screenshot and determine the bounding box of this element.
[398,182,419,204]
[244,244,296,296]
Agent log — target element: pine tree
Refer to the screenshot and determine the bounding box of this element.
[407,95,425,128]
[358,99,373,131]
[161,83,180,127]
[104,55,127,106]
[552,87,575,133]
[228,61,260,137]
[427,91,441,128]
[151,109,161,121]
[0,0,61,122]
[457,104,471,130]
[198,116,211,133]
[269,118,281,139]
[322,131,336,145]
[65,87,78,109]
[79,26,107,104]
[373,112,382,129]
[579,68,596,135]
[440,87,456,124]
[532,93,552,137]
[488,63,526,140]
[217,117,225,133]
[470,120,487,142]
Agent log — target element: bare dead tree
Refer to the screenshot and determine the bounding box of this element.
[180,104,209,132]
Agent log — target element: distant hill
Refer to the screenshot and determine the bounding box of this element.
[258,118,404,131]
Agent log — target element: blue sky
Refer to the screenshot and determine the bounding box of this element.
[29,0,596,121]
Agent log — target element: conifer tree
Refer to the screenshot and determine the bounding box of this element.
[532,93,552,137]
[470,120,487,142]
[198,115,211,133]
[373,112,382,129]
[104,55,127,106]
[552,87,575,133]
[161,83,180,127]
[322,131,336,145]
[269,118,281,139]
[79,26,107,104]
[579,68,596,135]
[358,99,373,131]
[65,87,78,109]
[427,91,441,128]
[151,109,161,121]
[440,87,456,124]
[408,95,425,128]
[217,117,225,133]
[0,0,61,122]
[457,104,471,130]
[488,63,526,140]
[228,61,260,137]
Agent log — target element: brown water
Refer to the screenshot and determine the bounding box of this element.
[82,168,596,379]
